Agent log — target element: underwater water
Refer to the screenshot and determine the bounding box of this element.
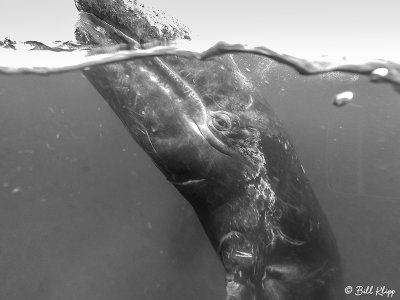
[0,54,399,300]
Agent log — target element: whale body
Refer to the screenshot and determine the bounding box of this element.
[74,1,342,299]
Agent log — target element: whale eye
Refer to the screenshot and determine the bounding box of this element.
[211,113,232,131]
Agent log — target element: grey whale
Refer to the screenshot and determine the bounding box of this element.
[74,1,342,299]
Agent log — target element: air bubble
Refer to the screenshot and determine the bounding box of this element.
[372,67,389,77]
[333,91,354,107]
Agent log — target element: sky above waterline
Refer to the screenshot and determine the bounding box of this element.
[0,0,399,60]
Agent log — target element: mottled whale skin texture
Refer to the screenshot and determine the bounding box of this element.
[74,1,342,299]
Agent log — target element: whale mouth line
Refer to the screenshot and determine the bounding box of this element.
[171,178,206,186]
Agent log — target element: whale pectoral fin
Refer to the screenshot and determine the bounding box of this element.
[225,277,255,300]
[219,231,257,300]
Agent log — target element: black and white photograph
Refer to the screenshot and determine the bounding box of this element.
[0,1,398,299]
